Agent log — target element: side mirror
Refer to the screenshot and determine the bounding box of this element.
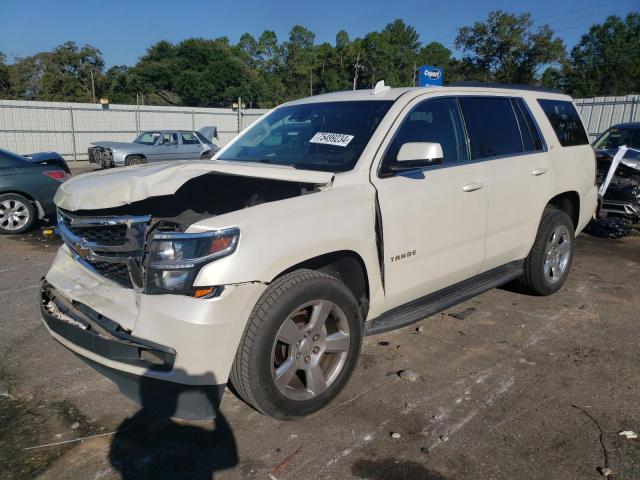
[391,142,444,171]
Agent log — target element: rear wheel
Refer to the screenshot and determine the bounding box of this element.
[230,269,363,419]
[517,208,575,295]
[126,155,145,166]
[0,193,35,234]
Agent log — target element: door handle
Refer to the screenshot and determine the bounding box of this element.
[532,168,548,176]
[462,182,484,192]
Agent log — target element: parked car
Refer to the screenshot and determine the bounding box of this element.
[88,127,219,168]
[592,123,640,225]
[41,83,597,420]
[0,148,70,234]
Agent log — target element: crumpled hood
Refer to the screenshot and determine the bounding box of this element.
[90,141,140,150]
[54,160,334,211]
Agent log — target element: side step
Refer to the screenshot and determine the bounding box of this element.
[364,260,524,336]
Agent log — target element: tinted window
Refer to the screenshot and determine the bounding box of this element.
[459,97,523,158]
[180,132,200,145]
[537,99,589,147]
[594,127,640,150]
[382,98,468,172]
[513,98,544,152]
[220,101,393,172]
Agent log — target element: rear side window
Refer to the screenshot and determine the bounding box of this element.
[512,98,544,152]
[180,132,200,145]
[537,99,589,147]
[458,97,523,159]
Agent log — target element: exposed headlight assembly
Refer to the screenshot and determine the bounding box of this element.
[146,227,239,295]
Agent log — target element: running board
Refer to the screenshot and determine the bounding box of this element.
[364,260,524,336]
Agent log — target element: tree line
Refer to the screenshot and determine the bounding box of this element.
[0,11,637,108]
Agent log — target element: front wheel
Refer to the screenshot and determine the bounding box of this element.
[126,155,145,166]
[230,269,363,419]
[517,208,575,296]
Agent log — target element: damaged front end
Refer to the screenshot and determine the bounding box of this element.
[587,146,640,238]
[54,161,332,296]
[41,161,334,417]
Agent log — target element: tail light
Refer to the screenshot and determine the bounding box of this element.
[43,170,69,182]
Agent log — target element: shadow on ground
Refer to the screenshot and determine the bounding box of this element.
[351,457,451,480]
[108,370,238,479]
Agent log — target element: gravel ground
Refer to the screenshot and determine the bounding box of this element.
[1,163,638,479]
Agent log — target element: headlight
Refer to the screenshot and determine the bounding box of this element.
[145,228,239,295]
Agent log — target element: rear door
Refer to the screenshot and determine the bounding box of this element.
[178,131,204,159]
[458,96,554,271]
[370,96,488,310]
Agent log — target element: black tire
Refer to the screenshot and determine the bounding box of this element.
[516,208,575,296]
[0,193,36,235]
[126,155,145,166]
[230,269,363,419]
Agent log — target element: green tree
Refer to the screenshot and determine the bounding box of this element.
[566,14,640,96]
[455,11,565,84]
[283,25,316,98]
[0,52,11,97]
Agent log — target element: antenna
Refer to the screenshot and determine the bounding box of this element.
[371,80,391,95]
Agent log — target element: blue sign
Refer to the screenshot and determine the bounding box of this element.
[418,65,444,87]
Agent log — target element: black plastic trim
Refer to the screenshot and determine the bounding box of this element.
[365,260,524,336]
[40,280,176,371]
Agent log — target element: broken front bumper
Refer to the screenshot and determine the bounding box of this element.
[41,245,267,418]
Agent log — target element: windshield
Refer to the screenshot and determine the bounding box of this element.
[594,127,640,150]
[133,131,161,145]
[218,101,393,172]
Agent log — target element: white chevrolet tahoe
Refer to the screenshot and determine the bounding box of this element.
[41,83,597,419]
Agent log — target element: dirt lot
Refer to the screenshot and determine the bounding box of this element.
[1,163,639,479]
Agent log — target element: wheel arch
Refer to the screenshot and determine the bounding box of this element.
[0,190,44,217]
[125,153,146,165]
[547,191,580,230]
[273,250,370,319]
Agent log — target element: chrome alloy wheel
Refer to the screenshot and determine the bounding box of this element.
[0,199,30,231]
[271,300,351,401]
[544,224,571,283]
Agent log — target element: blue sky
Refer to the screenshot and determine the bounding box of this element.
[0,0,637,66]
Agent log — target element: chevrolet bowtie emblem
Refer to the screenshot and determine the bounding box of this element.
[73,242,92,260]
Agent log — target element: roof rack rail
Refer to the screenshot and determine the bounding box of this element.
[447,81,563,94]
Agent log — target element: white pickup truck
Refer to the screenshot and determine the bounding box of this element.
[41,83,597,419]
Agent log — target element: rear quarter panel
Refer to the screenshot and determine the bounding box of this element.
[524,94,597,234]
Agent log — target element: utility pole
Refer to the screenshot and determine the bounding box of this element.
[310,70,313,96]
[352,53,360,90]
[412,63,417,87]
[90,68,96,103]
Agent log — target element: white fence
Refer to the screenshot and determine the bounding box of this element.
[1,94,638,160]
[0,99,268,160]
[574,95,639,142]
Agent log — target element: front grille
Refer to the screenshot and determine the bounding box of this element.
[87,260,133,288]
[57,209,150,289]
[67,224,128,245]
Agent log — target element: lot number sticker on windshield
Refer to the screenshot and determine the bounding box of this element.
[309,132,354,147]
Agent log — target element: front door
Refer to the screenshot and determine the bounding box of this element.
[149,132,179,162]
[371,96,488,310]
